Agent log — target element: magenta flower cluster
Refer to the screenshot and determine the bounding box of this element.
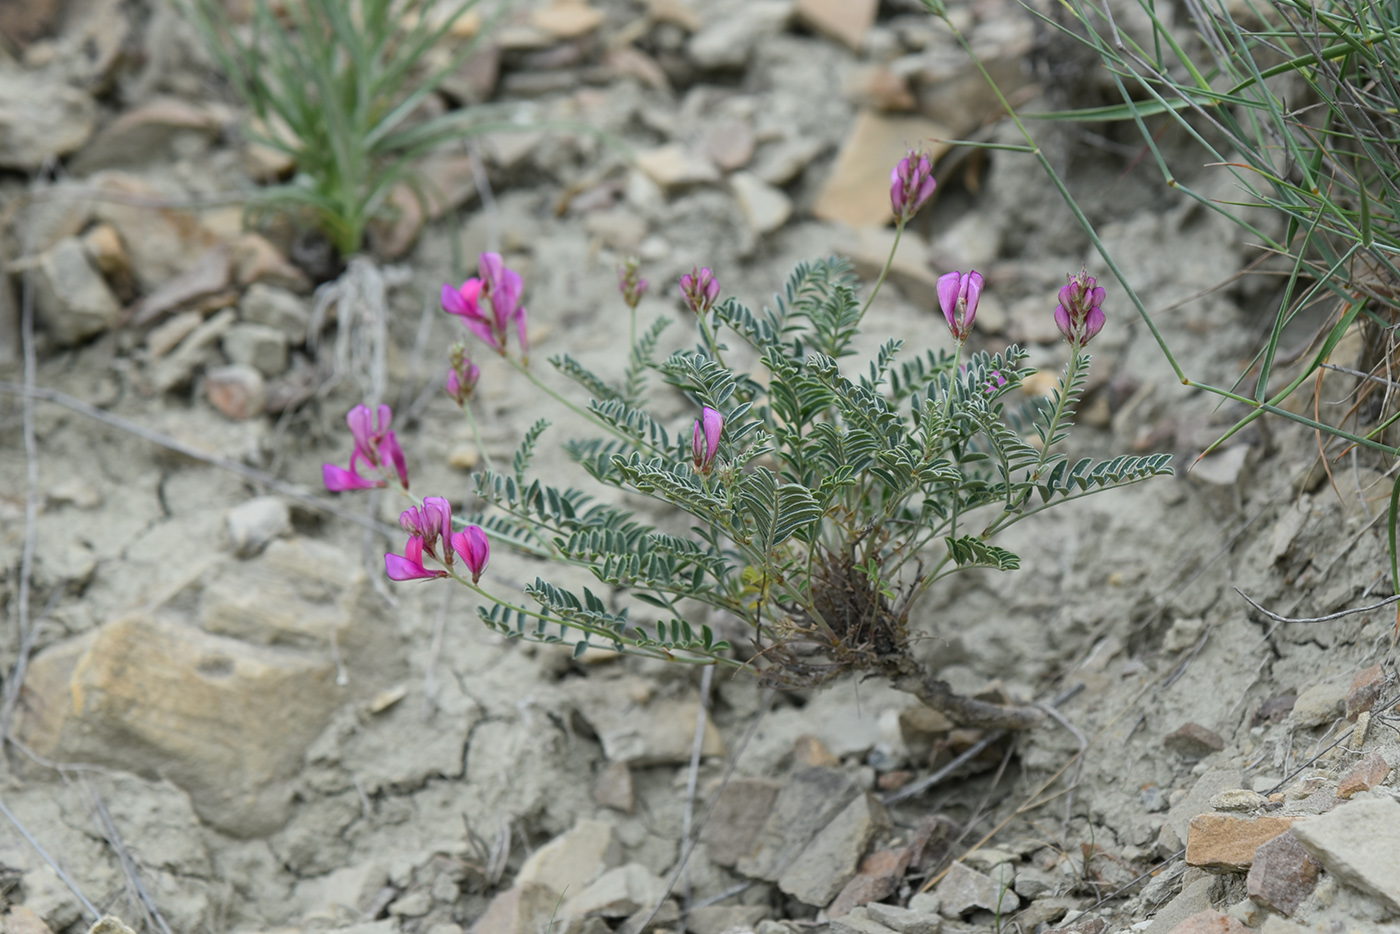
[1054,268,1106,347]
[890,149,937,224]
[679,266,720,317]
[386,495,490,584]
[441,252,528,357]
[322,404,408,491]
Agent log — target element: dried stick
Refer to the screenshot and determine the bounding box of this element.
[1236,586,1400,624]
[85,778,174,934]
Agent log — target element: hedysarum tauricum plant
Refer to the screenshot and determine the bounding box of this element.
[324,153,1173,730]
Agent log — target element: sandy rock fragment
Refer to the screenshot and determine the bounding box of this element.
[81,223,133,296]
[571,678,722,765]
[700,776,782,866]
[844,66,917,111]
[796,0,876,50]
[794,733,841,768]
[1291,797,1400,912]
[561,864,668,918]
[206,363,267,420]
[1185,814,1296,871]
[470,882,561,934]
[226,496,291,558]
[736,766,862,880]
[636,144,720,191]
[241,282,311,341]
[1164,722,1226,758]
[1208,789,1264,812]
[864,902,938,934]
[837,226,940,307]
[687,1,790,70]
[126,245,234,328]
[518,819,622,895]
[814,111,950,228]
[702,119,756,171]
[89,172,221,291]
[779,792,890,906]
[0,904,55,934]
[1246,831,1319,916]
[223,322,289,377]
[1290,681,1348,727]
[532,0,604,38]
[593,760,634,812]
[1336,751,1391,799]
[1166,909,1249,934]
[685,906,770,934]
[1156,769,1244,854]
[828,848,910,917]
[70,97,221,174]
[232,234,312,293]
[1344,663,1386,720]
[0,71,96,169]
[935,861,1019,918]
[31,236,120,345]
[753,137,826,186]
[15,614,342,836]
[730,172,792,234]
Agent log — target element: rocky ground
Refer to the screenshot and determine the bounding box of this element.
[1,1,1398,934]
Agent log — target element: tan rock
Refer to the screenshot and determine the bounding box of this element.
[0,903,55,934]
[814,111,950,228]
[1185,814,1296,871]
[572,677,723,765]
[837,226,940,308]
[844,66,917,112]
[1167,910,1249,934]
[471,883,561,934]
[71,97,221,174]
[125,245,232,328]
[648,0,701,31]
[232,233,311,293]
[1337,750,1391,799]
[1345,663,1386,720]
[206,364,266,420]
[730,171,792,234]
[15,614,341,836]
[532,0,605,38]
[146,310,204,358]
[593,760,634,813]
[81,223,131,287]
[796,0,877,50]
[636,144,720,191]
[518,819,623,894]
[88,171,221,291]
[794,734,842,768]
[367,182,424,260]
[779,793,891,906]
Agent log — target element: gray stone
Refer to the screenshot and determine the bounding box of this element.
[470,882,560,934]
[517,819,622,895]
[561,864,667,918]
[70,97,221,174]
[206,363,267,420]
[1011,865,1058,899]
[1290,797,1400,913]
[829,907,898,934]
[864,901,940,934]
[150,307,236,393]
[934,862,1019,918]
[572,678,722,766]
[225,495,291,557]
[240,283,311,342]
[730,172,792,235]
[906,892,940,916]
[1143,875,1213,934]
[686,1,790,70]
[222,322,289,377]
[699,776,782,866]
[0,70,96,169]
[32,236,120,345]
[778,793,890,906]
[1209,789,1264,812]
[685,905,769,934]
[1290,681,1348,727]
[735,766,862,881]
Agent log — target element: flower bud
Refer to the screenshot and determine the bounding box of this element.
[937,270,983,343]
[890,149,937,224]
[446,344,480,407]
[1053,267,1107,347]
[691,406,723,475]
[679,267,720,317]
[452,525,491,584]
[618,257,649,309]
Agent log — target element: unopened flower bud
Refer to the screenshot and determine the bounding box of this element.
[446,344,480,407]
[937,270,983,343]
[890,149,937,224]
[691,405,724,475]
[679,266,720,317]
[618,257,649,309]
[1053,267,1107,348]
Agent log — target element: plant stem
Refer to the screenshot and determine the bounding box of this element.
[858,221,905,320]
[507,355,666,458]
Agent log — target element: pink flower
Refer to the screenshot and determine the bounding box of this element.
[324,403,408,492]
[385,535,448,581]
[679,267,720,317]
[441,253,528,356]
[618,257,648,309]
[400,496,453,563]
[1053,268,1107,347]
[691,405,723,475]
[937,270,983,343]
[890,150,937,224]
[451,525,490,583]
